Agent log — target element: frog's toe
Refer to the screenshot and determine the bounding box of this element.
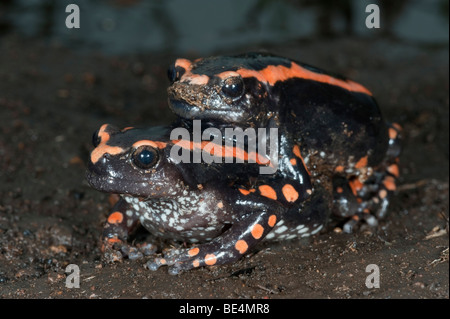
[342,210,379,233]
[146,257,168,271]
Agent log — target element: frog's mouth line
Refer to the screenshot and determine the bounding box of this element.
[86,168,150,198]
[169,98,245,123]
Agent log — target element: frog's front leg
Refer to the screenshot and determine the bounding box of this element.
[147,195,284,275]
[102,198,156,262]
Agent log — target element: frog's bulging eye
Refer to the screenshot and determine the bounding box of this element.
[92,129,101,147]
[221,77,244,99]
[167,64,185,84]
[132,146,159,170]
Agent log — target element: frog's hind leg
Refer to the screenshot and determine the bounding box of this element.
[333,123,402,233]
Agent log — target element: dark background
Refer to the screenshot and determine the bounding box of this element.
[0,0,448,299]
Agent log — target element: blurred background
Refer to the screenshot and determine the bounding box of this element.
[0,0,448,55]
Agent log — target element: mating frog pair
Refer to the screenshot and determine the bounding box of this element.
[86,52,401,274]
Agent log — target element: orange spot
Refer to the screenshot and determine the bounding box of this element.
[217,201,224,209]
[235,240,248,254]
[188,247,199,257]
[258,185,277,200]
[349,179,363,196]
[379,189,388,199]
[352,215,360,221]
[107,237,122,244]
[383,176,396,191]
[387,164,400,178]
[268,215,277,227]
[121,127,134,132]
[392,123,402,131]
[336,186,344,194]
[306,189,312,195]
[251,224,264,239]
[282,184,299,203]
[335,165,345,173]
[192,259,200,268]
[290,158,297,165]
[389,128,398,140]
[237,63,372,95]
[132,140,167,149]
[204,254,217,266]
[355,155,368,169]
[363,208,370,214]
[239,188,255,196]
[107,211,123,224]
[159,258,166,265]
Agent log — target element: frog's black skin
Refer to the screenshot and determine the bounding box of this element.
[87,124,325,274]
[167,52,402,232]
[86,53,402,274]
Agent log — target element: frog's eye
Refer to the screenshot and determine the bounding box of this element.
[92,129,101,147]
[132,146,159,170]
[168,64,185,84]
[221,77,244,99]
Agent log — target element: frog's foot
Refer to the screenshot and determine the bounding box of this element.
[146,237,254,275]
[333,123,401,233]
[102,237,157,262]
[146,207,281,275]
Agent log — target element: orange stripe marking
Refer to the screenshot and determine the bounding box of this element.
[258,185,277,200]
[172,139,269,165]
[175,58,192,70]
[237,62,372,95]
[132,140,167,149]
[292,145,311,175]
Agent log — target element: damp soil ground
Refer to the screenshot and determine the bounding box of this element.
[0,35,448,299]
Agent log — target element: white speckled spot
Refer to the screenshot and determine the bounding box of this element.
[274,225,288,234]
[310,225,323,235]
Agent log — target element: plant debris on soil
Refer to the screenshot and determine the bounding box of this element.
[0,35,448,299]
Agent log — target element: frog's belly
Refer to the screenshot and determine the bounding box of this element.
[124,195,228,243]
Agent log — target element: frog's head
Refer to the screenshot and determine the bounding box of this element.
[86,124,186,198]
[167,52,284,125]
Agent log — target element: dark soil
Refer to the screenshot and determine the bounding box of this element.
[0,35,448,299]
